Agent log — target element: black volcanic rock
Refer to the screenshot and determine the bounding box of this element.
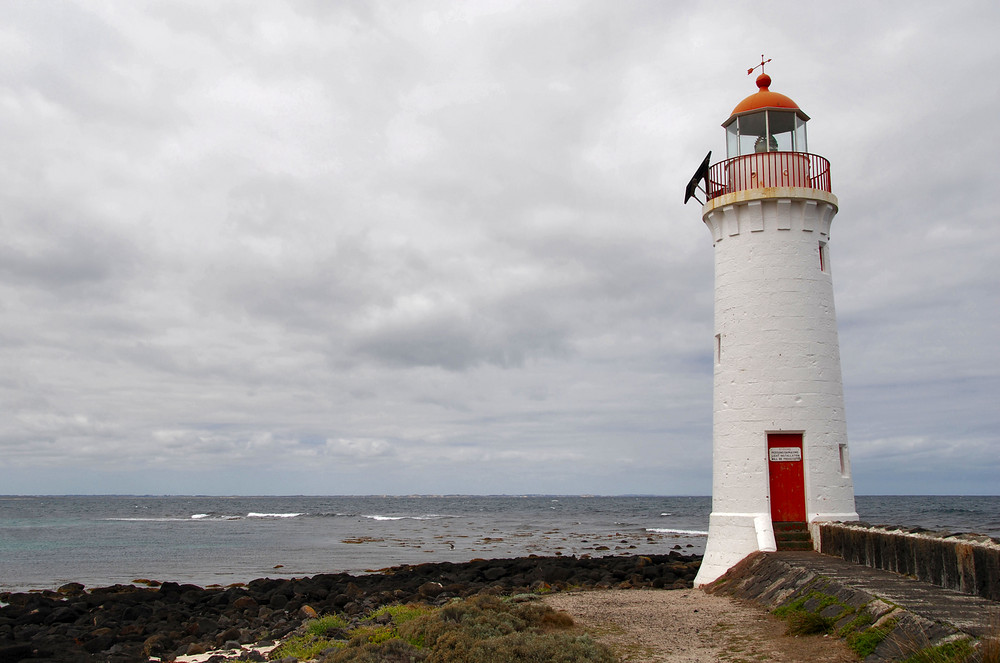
[0,552,700,661]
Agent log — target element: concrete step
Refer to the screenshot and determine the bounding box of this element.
[773,521,812,550]
[775,531,811,542]
[772,521,808,531]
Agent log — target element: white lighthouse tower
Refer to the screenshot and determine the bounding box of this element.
[688,65,858,586]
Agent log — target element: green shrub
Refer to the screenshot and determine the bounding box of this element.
[322,595,609,663]
[333,604,439,650]
[431,631,615,663]
[396,611,454,650]
[510,601,574,629]
[369,603,435,625]
[308,614,350,636]
[270,634,342,660]
[326,637,427,663]
[349,625,398,646]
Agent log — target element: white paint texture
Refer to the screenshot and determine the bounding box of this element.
[694,185,858,587]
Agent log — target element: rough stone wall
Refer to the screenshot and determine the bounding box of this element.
[819,523,1000,601]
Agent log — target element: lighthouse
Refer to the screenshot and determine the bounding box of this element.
[686,65,858,586]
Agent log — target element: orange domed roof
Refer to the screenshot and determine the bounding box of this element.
[728,74,808,120]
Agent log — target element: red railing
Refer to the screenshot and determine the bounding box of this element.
[706,152,831,200]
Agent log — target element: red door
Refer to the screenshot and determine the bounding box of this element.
[768,433,805,522]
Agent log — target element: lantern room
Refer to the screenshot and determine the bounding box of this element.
[683,68,833,205]
[683,71,832,201]
[724,73,809,157]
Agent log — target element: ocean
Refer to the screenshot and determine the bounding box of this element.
[1,495,997,594]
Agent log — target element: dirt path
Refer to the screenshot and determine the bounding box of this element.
[544,589,857,663]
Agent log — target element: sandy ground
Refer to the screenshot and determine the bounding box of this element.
[158,587,858,663]
[544,588,857,663]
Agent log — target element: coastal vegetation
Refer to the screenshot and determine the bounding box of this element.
[270,595,614,662]
[769,585,908,659]
[845,618,895,659]
[773,589,846,637]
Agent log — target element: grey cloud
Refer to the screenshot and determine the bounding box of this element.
[353,299,571,370]
[0,214,140,291]
[0,2,998,495]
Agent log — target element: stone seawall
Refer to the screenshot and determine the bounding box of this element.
[817,523,1000,602]
[707,552,996,662]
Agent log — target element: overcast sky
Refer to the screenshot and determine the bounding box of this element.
[1,1,997,496]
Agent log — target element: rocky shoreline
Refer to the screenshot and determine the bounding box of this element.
[0,551,701,662]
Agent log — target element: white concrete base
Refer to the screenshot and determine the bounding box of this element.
[693,512,776,587]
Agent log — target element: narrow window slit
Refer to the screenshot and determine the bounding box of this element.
[839,444,850,477]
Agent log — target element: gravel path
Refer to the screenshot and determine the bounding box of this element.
[544,589,857,663]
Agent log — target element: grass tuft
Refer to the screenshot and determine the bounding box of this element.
[784,610,835,636]
[368,603,435,625]
[846,619,896,659]
[773,596,808,619]
[898,638,974,663]
[307,614,349,636]
[269,634,343,660]
[838,610,873,637]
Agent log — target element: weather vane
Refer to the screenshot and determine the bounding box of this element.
[748,54,771,76]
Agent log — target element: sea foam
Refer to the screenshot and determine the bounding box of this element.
[247,512,303,518]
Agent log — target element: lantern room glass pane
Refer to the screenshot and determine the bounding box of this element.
[794,115,808,152]
[767,111,797,152]
[726,121,739,158]
[737,112,767,155]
